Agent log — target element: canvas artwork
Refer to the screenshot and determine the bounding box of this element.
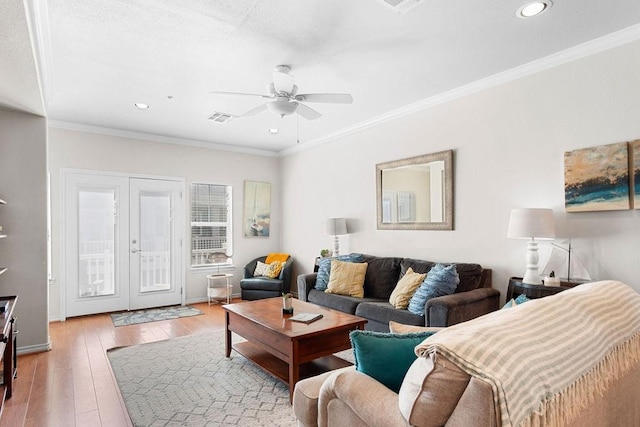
[564,142,630,212]
[631,140,640,209]
[243,181,271,237]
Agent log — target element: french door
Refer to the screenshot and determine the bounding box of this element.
[63,172,184,318]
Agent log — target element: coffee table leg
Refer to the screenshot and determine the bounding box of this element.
[225,312,231,358]
[289,341,299,402]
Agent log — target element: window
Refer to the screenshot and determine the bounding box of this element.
[190,183,232,268]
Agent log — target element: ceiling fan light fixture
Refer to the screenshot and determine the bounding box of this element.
[517,1,552,18]
[267,99,298,118]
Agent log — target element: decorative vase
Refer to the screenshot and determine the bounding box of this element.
[282,295,293,314]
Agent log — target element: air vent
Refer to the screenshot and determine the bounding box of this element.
[377,0,425,14]
[208,112,236,123]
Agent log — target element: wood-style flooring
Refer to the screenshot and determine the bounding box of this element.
[0,300,231,427]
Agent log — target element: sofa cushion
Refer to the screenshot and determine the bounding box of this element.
[389,267,427,309]
[389,321,444,334]
[362,256,403,299]
[325,260,368,298]
[240,277,283,292]
[350,330,438,393]
[398,353,471,426]
[308,289,381,314]
[400,259,483,293]
[407,264,459,315]
[355,301,425,327]
[316,253,365,291]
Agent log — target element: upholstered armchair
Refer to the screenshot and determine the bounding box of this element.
[240,255,294,300]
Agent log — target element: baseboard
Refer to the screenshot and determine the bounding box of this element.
[186,293,240,305]
[17,340,52,355]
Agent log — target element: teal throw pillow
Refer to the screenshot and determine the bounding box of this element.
[315,253,364,291]
[407,264,459,316]
[514,294,531,304]
[349,329,438,393]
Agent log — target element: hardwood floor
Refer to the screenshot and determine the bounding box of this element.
[0,301,231,427]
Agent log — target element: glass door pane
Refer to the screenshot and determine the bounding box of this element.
[78,189,115,298]
[138,191,171,292]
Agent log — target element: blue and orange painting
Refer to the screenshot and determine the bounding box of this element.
[632,140,640,209]
[564,142,630,212]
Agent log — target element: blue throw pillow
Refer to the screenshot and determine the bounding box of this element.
[349,330,438,393]
[514,294,531,304]
[315,253,364,291]
[407,264,459,316]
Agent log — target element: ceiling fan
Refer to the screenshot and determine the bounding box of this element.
[210,65,353,120]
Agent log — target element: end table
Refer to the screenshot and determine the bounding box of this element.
[207,273,233,305]
[506,277,587,301]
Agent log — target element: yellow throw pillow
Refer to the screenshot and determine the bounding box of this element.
[389,268,427,309]
[265,261,284,279]
[325,259,368,298]
[389,321,444,334]
[265,253,290,264]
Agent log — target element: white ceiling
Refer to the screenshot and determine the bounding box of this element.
[3,0,640,153]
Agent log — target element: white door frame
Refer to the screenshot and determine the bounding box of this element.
[60,169,185,320]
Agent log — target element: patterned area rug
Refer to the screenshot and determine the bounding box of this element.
[107,332,355,426]
[110,305,203,327]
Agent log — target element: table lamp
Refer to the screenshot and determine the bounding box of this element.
[507,208,555,285]
[326,218,348,257]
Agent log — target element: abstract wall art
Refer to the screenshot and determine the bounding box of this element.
[631,140,640,209]
[564,142,630,212]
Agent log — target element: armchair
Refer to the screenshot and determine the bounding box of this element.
[240,255,294,300]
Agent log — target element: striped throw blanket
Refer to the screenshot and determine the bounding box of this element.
[415,280,640,427]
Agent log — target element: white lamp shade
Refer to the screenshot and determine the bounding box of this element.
[507,208,555,239]
[326,218,348,236]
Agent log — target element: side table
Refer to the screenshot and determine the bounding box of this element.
[506,277,587,301]
[207,274,233,305]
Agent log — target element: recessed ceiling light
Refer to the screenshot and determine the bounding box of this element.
[134,103,150,110]
[517,1,552,18]
[268,128,279,134]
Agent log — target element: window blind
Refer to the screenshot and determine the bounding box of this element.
[190,183,232,267]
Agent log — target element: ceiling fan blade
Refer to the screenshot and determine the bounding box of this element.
[273,70,295,94]
[241,103,268,117]
[210,90,272,99]
[294,93,353,104]
[295,102,322,121]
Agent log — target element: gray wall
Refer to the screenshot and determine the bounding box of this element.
[0,108,48,353]
[281,40,640,300]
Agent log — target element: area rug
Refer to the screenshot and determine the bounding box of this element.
[110,305,203,327]
[107,332,355,426]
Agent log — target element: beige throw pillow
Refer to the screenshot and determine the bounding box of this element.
[325,259,368,298]
[389,321,444,335]
[253,261,269,277]
[389,268,426,309]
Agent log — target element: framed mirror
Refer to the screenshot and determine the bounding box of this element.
[376,150,453,230]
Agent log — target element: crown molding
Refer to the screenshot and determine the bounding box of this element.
[280,23,640,157]
[48,120,279,157]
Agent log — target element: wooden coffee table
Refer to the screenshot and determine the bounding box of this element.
[223,297,367,401]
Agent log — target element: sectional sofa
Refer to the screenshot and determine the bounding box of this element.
[297,254,499,331]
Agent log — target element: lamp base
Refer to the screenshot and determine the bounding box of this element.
[522,240,542,285]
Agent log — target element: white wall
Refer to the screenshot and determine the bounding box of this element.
[48,128,281,320]
[281,40,640,299]
[0,109,48,352]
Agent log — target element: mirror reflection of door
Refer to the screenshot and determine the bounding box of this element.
[376,150,453,230]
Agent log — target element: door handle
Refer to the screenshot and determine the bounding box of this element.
[131,248,140,253]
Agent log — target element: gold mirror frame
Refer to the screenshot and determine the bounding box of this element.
[376,150,454,230]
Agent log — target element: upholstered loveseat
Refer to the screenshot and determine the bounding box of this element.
[293,280,640,427]
[297,254,498,331]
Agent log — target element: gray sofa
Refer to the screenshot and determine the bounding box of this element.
[297,255,498,331]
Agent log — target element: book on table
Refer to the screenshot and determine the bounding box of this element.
[288,312,323,324]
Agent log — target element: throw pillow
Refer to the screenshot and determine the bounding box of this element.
[389,320,444,335]
[514,294,531,304]
[349,330,438,393]
[315,253,365,291]
[407,264,459,316]
[253,261,269,277]
[501,298,516,309]
[264,261,284,279]
[325,260,368,298]
[265,253,290,264]
[388,268,427,309]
